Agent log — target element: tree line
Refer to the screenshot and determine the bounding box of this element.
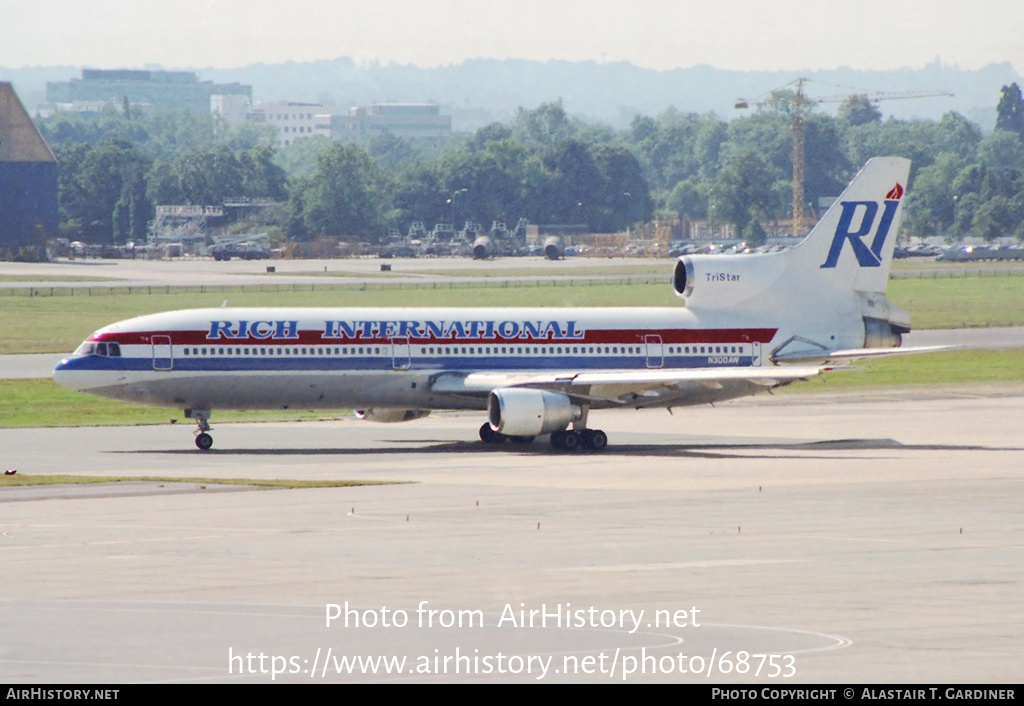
[36,85,1024,246]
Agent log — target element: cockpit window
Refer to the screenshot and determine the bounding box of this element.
[74,341,121,358]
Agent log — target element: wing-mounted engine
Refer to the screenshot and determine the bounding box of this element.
[487,388,582,437]
[672,253,788,310]
[354,409,431,423]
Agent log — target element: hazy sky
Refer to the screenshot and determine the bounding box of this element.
[2,0,1022,73]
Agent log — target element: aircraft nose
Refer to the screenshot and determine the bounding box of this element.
[52,357,84,391]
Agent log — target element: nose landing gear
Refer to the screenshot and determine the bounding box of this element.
[186,408,213,450]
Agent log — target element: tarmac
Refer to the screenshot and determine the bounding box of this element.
[1,393,1021,683]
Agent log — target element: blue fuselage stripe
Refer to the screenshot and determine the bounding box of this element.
[57,354,754,373]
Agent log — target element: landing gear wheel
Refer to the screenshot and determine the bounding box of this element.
[580,429,608,451]
[195,432,213,450]
[479,423,506,444]
[551,430,580,451]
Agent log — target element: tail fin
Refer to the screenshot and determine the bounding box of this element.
[673,158,911,311]
[792,157,911,294]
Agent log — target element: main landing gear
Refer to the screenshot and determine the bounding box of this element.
[551,428,608,451]
[186,408,213,450]
[478,423,609,452]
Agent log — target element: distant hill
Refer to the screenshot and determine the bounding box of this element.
[2,58,1018,132]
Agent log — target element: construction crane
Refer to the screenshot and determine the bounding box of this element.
[735,78,953,235]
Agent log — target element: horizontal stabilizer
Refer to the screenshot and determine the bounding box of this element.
[774,345,961,365]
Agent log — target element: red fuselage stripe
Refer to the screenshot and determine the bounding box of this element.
[90,328,778,347]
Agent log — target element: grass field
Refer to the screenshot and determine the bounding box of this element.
[0,378,355,428]
[800,348,1024,390]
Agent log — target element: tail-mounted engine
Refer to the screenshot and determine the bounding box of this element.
[672,254,787,309]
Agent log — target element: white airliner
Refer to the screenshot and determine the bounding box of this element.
[54,157,944,451]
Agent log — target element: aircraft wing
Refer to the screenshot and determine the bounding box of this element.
[431,366,824,408]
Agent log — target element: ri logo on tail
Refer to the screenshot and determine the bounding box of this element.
[821,182,904,269]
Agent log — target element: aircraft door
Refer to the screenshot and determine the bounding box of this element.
[752,341,762,366]
[644,334,664,368]
[391,336,411,370]
[152,335,173,371]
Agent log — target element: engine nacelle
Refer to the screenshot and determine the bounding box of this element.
[543,235,564,260]
[487,388,581,437]
[354,409,431,423]
[472,235,495,259]
[672,253,787,309]
[859,292,910,348]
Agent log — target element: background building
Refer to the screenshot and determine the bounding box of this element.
[0,82,58,258]
[325,103,451,143]
[210,93,252,123]
[46,69,251,114]
[245,101,326,147]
